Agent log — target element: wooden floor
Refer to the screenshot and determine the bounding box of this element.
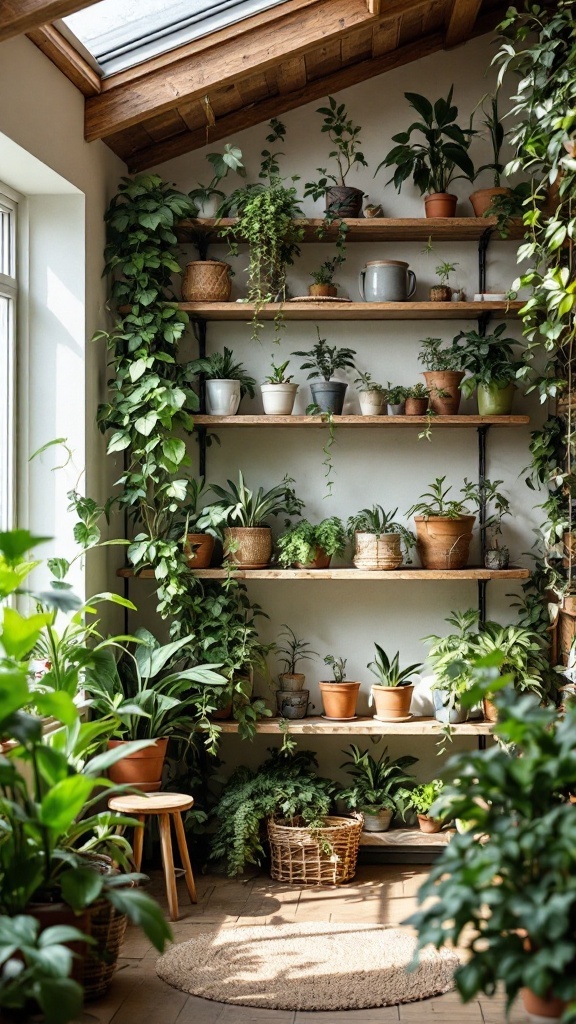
[84,866,526,1024]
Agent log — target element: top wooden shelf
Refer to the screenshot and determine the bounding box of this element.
[177,217,523,244]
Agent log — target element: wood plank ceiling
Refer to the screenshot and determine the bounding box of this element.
[3,0,504,171]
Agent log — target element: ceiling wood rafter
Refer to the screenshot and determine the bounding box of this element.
[0,0,100,42]
[26,23,100,95]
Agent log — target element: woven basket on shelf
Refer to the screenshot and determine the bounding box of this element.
[268,815,363,886]
[82,897,128,1000]
[182,260,232,302]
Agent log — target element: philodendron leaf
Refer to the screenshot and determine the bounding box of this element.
[60,867,104,913]
[39,775,94,833]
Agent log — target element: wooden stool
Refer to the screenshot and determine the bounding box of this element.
[108,793,197,921]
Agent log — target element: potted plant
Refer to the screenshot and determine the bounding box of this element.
[375,88,475,218]
[453,322,523,415]
[339,744,417,832]
[293,329,356,415]
[304,96,367,218]
[347,505,415,570]
[319,655,361,719]
[177,477,214,569]
[189,143,245,218]
[409,779,445,833]
[189,346,256,416]
[277,516,347,569]
[418,336,466,414]
[405,383,430,415]
[85,628,227,789]
[197,471,304,568]
[308,254,343,297]
[386,383,408,415]
[469,94,511,217]
[260,359,299,416]
[423,609,479,722]
[367,645,422,722]
[482,478,512,571]
[473,618,548,722]
[276,625,319,692]
[408,476,482,570]
[430,259,459,301]
[408,685,576,1021]
[354,371,387,415]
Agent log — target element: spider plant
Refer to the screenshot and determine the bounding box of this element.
[367,645,422,688]
[347,505,415,548]
[197,471,304,532]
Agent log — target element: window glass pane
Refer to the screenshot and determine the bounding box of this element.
[0,294,14,531]
[0,204,13,278]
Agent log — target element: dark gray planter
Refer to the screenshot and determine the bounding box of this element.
[277,690,309,720]
[310,381,348,415]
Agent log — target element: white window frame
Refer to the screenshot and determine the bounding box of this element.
[0,183,21,532]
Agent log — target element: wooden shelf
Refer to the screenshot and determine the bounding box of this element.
[205,715,493,735]
[194,414,530,429]
[117,567,530,581]
[177,217,523,244]
[359,828,454,848]
[179,300,522,321]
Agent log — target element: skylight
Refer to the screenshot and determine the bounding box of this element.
[62,0,289,77]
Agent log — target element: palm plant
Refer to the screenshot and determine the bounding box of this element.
[367,645,422,688]
[339,744,417,815]
[197,471,304,532]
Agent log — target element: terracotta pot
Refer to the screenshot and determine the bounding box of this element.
[184,532,214,569]
[294,547,331,569]
[423,370,464,415]
[107,737,168,788]
[325,185,364,218]
[279,672,306,692]
[521,988,567,1020]
[469,187,511,217]
[211,700,233,720]
[424,192,458,217]
[182,260,232,302]
[224,526,272,568]
[414,515,475,570]
[371,684,414,721]
[417,814,443,834]
[309,283,337,297]
[429,285,452,302]
[483,696,498,723]
[353,532,402,570]
[319,681,361,719]
[405,397,429,416]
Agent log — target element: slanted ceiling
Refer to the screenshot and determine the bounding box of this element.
[3,0,503,170]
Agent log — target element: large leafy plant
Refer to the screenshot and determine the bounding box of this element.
[293,330,356,382]
[197,471,303,532]
[452,323,523,397]
[339,744,417,815]
[276,517,347,567]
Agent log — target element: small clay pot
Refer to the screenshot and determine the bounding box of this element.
[424,192,457,217]
[521,987,566,1021]
[417,814,443,834]
[483,697,498,723]
[469,187,511,217]
[352,532,402,570]
[423,370,464,415]
[108,738,168,788]
[276,690,309,719]
[319,681,360,719]
[184,532,214,569]
[429,285,452,301]
[294,547,331,569]
[405,397,429,416]
[414,515,475,570]
[309,283,337,297]
[279,673,306,692]
[371,684,413,721]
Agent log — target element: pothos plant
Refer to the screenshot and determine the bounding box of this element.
[494,2,576,606]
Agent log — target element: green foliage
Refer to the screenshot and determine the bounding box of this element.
[453,323,524,396]
[276,625,319,676]
[408,475,482,520]
[367,645,422,688]
[408,687,576,1011]
[210,749,336,875]
[339,744,417,814]
[472,92,506,187]
[276,517,347,567]
[293,328,356,382]
[310,255,344,285]
[188,346,256,397]
[408,779,444,816]
[323,654,347,682]
[354,371,386,394]
[189,144,245,209]
[405,383,431,399]
[197,471,304,532]
[347,505,416,553]
[263,359,295,384]
[304,95,368,192]
[385,383,408,405]
[376,88,475,195]
[418,336,466,372]
[0,915,86,1024]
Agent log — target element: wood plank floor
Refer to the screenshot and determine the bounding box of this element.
[84,867,526,1024]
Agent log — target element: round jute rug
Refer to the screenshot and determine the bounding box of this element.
[156,923,460,1011]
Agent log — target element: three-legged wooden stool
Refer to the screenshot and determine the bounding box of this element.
[108,793,197,921]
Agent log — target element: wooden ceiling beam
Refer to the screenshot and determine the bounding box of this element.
[26,23,100,95]
[85,0,380,142]
[444,0,482,47]
[0,0,100,42]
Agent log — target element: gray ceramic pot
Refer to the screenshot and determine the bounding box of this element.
[310,381,347,415]
[276,690,309,720]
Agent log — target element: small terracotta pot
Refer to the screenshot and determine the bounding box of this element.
[279,672,306,692]
[184,532,214,569]
[294,547,331,569]
[521,988,567,1020]
[424,192,457,218]
[423,371,464,415]
[429,285,452,302]
[319,681,361,719]
[212,700,233,720]
[405,397,429,416]
[469,187,511,217]
[483,697,498,723]
[276,690,309,719]
[417,814,443,834]
[371,684,413,721]
[309,283,337,297]
[414,515,475,570]
[108,738,168,788]
[224,526,272,568]
[353,532,403,570]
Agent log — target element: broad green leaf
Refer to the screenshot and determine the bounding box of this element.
[60,867,103,912]
[2,608,52,660]
[39,775,94,832]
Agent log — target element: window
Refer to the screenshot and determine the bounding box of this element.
[0,187,17,531]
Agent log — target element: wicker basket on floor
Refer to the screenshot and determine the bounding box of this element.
[82,897,128,1000]
[267,815,363,886]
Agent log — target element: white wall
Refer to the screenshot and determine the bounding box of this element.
[0,35,125,598]
[151,33,546,782]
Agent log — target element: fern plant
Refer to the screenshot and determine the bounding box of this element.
[339,744,417,815]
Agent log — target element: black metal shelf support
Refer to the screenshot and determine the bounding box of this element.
[193,318,208,478]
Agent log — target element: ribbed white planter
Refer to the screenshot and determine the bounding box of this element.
[359,390,385,415]
[206,379,240,415]
[261,383,299,415]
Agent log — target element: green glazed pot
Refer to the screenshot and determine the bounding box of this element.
[477,381,515,416]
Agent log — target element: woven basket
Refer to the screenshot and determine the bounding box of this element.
[82,897,128,1000]
[182,260,231,302]
[224,527,271,568]
[268,815,363,886]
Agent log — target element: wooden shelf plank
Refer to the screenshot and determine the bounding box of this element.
[178,300,522,321]
[177,217,523,244]
[193,414,530,428]
[359,828,455,848]
[205,715,493,735]
[117,567,530,580]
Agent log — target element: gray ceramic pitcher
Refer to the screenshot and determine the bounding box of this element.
[359,260,417,302]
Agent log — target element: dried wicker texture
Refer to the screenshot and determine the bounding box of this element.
[82,898,128,1000]
[224,527,271,568]
[182,260,231,302]
[268,814,363,886]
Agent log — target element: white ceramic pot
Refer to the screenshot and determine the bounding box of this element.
[362,808,393,832]
[261,383,299,415]
[206,379,241,416]
[359,390,385,415]
[195,195,220,218]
